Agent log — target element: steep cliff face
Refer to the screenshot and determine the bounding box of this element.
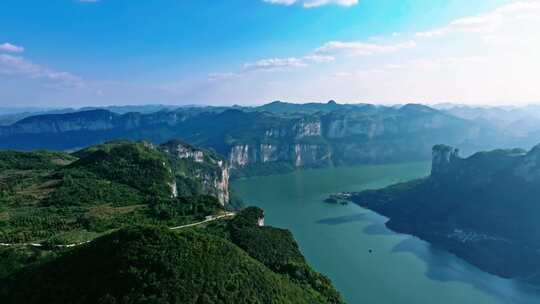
[227,116,330,170]
[216,161,230,204]
[160,140,230,205]
[325,116,385,139]
[293,120,322,139]
[322,105,481,165]
[293,144,331,167]
[228,142,331,169]
[229,145,250,167]
[431,144,460,176]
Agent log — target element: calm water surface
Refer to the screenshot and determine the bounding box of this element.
[232,162,540,304]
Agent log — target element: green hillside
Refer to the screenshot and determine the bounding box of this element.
[0,141,224,245]
[1,208,345,304]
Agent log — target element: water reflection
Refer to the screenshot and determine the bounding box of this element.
[356,210,540,304]
[363,223,394,236]
[316,214,368,225]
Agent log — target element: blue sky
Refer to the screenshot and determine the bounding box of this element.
[1,0,539,107]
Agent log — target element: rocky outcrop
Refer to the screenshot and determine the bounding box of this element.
[169,142,205,163]
[293,120,321,139]
[293,144,331,167]
[170,180,178,198]
[230,145,250,167]
[215,161,230,204]
[260,144,279,163]
[431,144,460,176]
[160,140,230,205]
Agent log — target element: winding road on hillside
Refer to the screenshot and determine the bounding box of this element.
[0,212,236,248]
[169,212,236,230]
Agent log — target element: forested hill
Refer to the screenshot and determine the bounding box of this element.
[348,143,540,285]
[0,140,231,246]
[1,208,345,304]
[3,101,537,177]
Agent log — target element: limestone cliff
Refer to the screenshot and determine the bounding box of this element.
[160,140,230,205]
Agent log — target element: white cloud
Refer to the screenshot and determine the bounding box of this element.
[218,53,334,77]
[416,0,540,38]
[0,54,83,88]
[208,72,240,81]
[263,0,358,8]
[211,39,410,79]
[0,43,24,53]
[303,54,335,63]
[315,40,416,56]
[243,57,308,72]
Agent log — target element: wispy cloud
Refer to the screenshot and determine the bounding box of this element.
[0,54,83,88]
[315,40,416,56]
[303,54,335,63]
[416,0,540,39]
[210,53,335,79]
[0,43,24,53]
[263,0,358,8]
[208,72,240,82]
[243,57,308,72]
[210,38,411,79]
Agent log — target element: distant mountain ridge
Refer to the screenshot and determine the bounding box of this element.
[348,143,540,285]
[435,103,540,141]
[2,101,525,177]
[0,105,190,126]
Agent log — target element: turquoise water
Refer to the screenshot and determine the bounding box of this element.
[232,162,540,304]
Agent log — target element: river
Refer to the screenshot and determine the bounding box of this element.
[232,162,540,304]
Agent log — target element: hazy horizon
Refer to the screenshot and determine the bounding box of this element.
[1,0,540,107]
[2,100,540,112]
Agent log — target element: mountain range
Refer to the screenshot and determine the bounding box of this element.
[3,101,539,177]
